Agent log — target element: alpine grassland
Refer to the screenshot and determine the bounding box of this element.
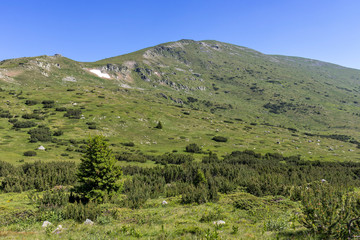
[0,40,360,239]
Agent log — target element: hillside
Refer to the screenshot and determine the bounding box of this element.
[1,40,360,239]
[0,39,360,164]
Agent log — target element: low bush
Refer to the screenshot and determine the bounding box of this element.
[22,113,44,120]
[299,181,360,239]
[25,100,38,106]
[43,103,55,108]
[64,109,82,119]
[155,121,163,129]
[155,153,194,165]
[23,151,37,156]
[13,121,36,129]
[0,161,77,192]
[212,136,228,142]
[185,143,202,153]
[0,110,12,118]
[53,130,63,136]
[28,126,52,142]
[55,107,67,112]
[116,152,152,163]
[122,142,135,147]
[42,100,55,104]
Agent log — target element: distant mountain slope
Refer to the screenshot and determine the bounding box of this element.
[88,39,360,131]
[0,40,359,163]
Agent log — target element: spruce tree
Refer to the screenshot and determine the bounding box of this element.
[77,136,122,203]
[155,121,163,129]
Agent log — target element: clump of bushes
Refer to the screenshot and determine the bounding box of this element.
[185,143,202,153]
[55,107,67,112]
[42,100,55,108]
[25,100,38,106]
[0,109,12,118]
[299,181,360,239]
[13,121,36,129]
[22,113,44,120]
[212,136,228,142]
[86,122,97,129]
[0,161,77,192]
[64,109,82,119]
[155,153,194,165]
[28,126,52,142]
[116,152,153,163]
[121,142,135,147]
[53,130,63,136]
[23,151,37,156]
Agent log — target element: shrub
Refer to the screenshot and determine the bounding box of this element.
[13,121,36,128]
[122,142,135,147]
[155,121,163,129]
[8,118,18,123]
[28,126,52,142]
[185,143,202,153]
[53,130,63,136]
[30,187,70,208]
[43,103,55,108]
[116,152,150,163]
[63,201,101,222]
[299,181,359,239]
[42,100,55,104]
[155,153,194,165]
[25,100,38,106]
[0,161,77,192]
[64,109,82,119]
[24,151,37,156]
[55,107,67,112]
[22,113,44,120]
[0,111,12,118]
[212,136,228,142]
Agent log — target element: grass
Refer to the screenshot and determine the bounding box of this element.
[0,39,360,239]
[0,192,311,239]
[0,84,359,165]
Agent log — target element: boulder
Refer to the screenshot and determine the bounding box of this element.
[84,219,94,225]
[52,225,64,234]
[38,145,45,150]
[213,220,226,226]
[42,221,52,228]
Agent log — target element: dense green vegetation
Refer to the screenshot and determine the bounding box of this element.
[1,145,360,238]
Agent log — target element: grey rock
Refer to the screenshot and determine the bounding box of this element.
[84,219,94,225]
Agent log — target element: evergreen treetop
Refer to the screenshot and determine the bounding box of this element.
[77,135,123,203]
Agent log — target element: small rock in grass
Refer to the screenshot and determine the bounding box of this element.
[42,221,52,227]
[52,225,64,234]
[213,220,226,226]
[84,219,94,225]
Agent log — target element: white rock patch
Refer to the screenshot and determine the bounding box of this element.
[89,69,111,79]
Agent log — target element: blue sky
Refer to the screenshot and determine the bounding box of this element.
[1,0,360,69]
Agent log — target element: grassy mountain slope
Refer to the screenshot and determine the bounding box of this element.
[0,39,360,164]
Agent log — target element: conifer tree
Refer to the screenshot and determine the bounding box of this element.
[155,121,163,129]
[77,136,122,203]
